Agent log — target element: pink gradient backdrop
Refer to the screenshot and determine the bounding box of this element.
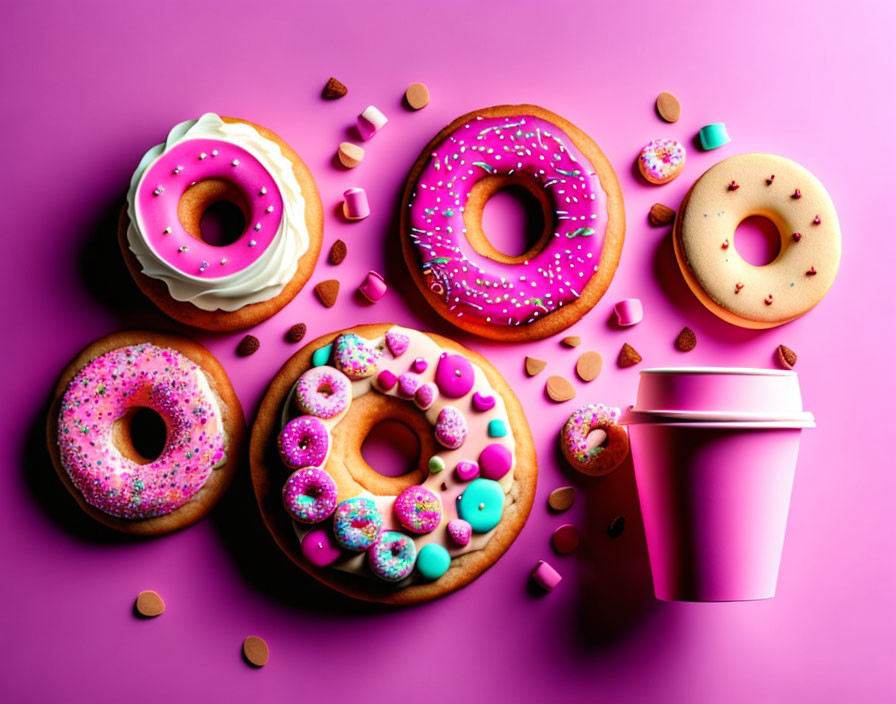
[1,1,893,701]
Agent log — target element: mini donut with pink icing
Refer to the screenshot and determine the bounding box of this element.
[638,138,686,185]
[249,323,538,605]
[121,113,323,332]
[560,403,630,476]
[400,105,625,341]
[47,331,244,535]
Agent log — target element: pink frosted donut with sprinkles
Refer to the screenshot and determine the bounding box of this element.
[122,113,323,332]
[49,332,244,535]
[401,105,625,341]
[638,138,686,185]
[560,403,630,477]
[295,366,351,419]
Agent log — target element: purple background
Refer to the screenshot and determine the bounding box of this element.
[2,1,894,701]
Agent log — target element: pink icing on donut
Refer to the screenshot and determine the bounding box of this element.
[295,366,351,419]
[136,138,283,277]
[277,415,329,470]
[282,467,338,524]
[56,343,226,519]
[394,485,442,534]
[407,115,607,327]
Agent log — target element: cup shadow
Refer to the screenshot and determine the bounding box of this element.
[550,440,659,650]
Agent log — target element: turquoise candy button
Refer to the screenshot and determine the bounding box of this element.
[487,419,507,437]
[311,343,333,367]
[416,543,451,580]
[457,478,504,532]
[698,123,730,151]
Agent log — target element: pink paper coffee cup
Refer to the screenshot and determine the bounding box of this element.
[621,368,814,602]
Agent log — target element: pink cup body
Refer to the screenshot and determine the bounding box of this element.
[629,422,801,601]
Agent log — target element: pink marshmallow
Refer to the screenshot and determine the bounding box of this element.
[614,298,643,327]
[358,105,388,140]
[531,560,563,591]
[358,271,387,302]
[342,187,370,221]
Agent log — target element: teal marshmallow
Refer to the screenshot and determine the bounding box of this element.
[311,343,333,367]
[698,123,731,151]
[457,478,504,532]
[428,455,445,474]
[416,543,451,580]
[487,419,508,438]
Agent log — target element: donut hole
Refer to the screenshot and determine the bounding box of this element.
[317,382,335,398]
[360,420,421,478]
[585,428,609,451]
[178,178,250,247]
[112,406,167,464]
[466,174,553,263]
[734,215,782,266]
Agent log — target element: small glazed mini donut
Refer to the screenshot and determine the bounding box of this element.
[560,404,629,477]
[400,105,625,341]
[294,366,351,419]
[119,113,323,332]
[368,532,417,582]
[249,323,537,605]
[673,153,841,328]
[638,138,686,185]
[282,467,338,524]
[47,331,244,535]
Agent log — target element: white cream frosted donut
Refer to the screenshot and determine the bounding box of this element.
[674,153,841,328]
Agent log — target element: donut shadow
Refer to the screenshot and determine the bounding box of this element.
[21,399,136,544]
[651,228,766,345]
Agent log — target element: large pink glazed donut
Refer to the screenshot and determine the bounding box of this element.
[47,331,244,535]
[401,105,625,341]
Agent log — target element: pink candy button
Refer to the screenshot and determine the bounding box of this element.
[301,527,342,567]
[455,460,480,482]
[358,105,388,140]
[531,560,563,591]
[358,270,387,302]
[614,298,643,327]
[478,443,512,480]
[343,187,370,220]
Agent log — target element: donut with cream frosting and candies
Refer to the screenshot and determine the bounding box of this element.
[674,154,841,328]
[400,105,625,341]
[249,323,537,604]
[277,415,330,469]
[119,113,323,332]
[47,331,244,535]
[294,366,351,419]
[560,404,629,476]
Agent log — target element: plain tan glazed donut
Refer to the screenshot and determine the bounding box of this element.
[674,153,841,328]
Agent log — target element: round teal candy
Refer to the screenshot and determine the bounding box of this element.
[457,478,504,532]
[416,543,451,580]
[311,343,333,367]
[698,123,731,151]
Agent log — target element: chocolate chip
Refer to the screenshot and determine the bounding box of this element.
[329,239,347,265]
[575,351,603,382]
[405,82,430,110]
[322,77,347,100]
[546,375,575,403]
[548,486,576,512]
[237,335,260,357]
[525,356,547,377]
[286,323,306,344]
[607,516,625,538]
[655,92,681,123]
[675,327,697,352]
[618,343,642,368]
[561,336,581,348]
[314,280,339,308]
[776,344,797,369]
